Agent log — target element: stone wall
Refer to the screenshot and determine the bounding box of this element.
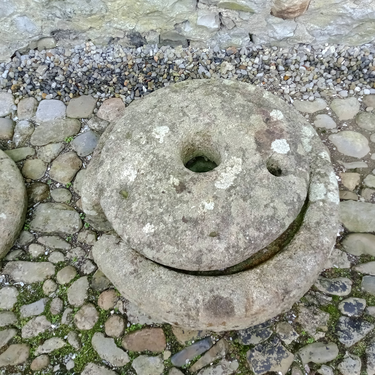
[1,0,375,62]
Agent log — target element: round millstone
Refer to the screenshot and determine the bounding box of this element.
[83,80,316,271]
[86,80,339,331]
[0,150,27,259]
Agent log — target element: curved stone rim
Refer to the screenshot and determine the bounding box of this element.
[0,150,27,259]
[92,128,339,331]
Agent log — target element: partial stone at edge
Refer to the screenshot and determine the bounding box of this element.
[271,0,310,19]
[0,150,27,259]
[340,201,375,232]
[342,233,375,256]
[0,344,29,366]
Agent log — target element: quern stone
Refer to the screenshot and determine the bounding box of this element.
[86,80,338,331]
[0,150,27,259]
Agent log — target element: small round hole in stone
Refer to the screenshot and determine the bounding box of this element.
[181,134,221,173]
[266,159,282,177]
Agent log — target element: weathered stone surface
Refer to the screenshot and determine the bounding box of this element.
[338,298,366,317]
[81,363,117,375]
[30,203,82,234]
[0,92,14,117]
[67,331,81,350]
[35,99,66,123]
[238,321,273,345]
[355,262,375,275]
[27,245,44,259]
[342,233,375,256]
[31,118,81,146]
[35,337,66,355]
[37,142,65,163]
[190,339,228,373]
[132,355,164,375]
[338,353,361,375]
[314,114,336,129]
[92,332,130,366]
[49,151,82,184]
[124,298,163,325]
[22,315,51,338]
[0,286,18,309]
[48,250,64,263]
[330,97,360,120]
[276,322,299,344]
[362,276,375,295]
[247,337,294,375]
[98,289,117,310]
[43,279,57,295]
[97,98,125,122]
[17,97,37,120]
[67,95,97,118]
[87,116,109,134]
[30,355,50,371]
[197,359,239,375]
[340,173,361,191]
[22,159,46,180]
[74,303,99,330]
[67,276,89,306]
[299,342,339,364]
[71,130,99,157]
[271,0,310,19]
[364,175,375,188]
[17,231,34,247]
[122,328,166,352]
[293,98,326,113]
[340,201,375,232]
[171,338,213,367]
[38,235,71,250]
[20,298,48,318]
[89,80,338,330]
[0,150,27,259]
[105,315,125,337]
[51,188,72,203]
[172,327,209,345]
[3,261,55,283]
[296,305,329,340]
[325,247,351,269]
[91,270,111,292]
[0,118,14,139]
[0,311,17,327]
[329,131,370,158]
[26,182,49,206]
[367,337,375,375]
[314,277,352,296]
[5,146,35,162]
[356,112,375,131]
[336,316,374,347]
[50,297,63,315]
[13,120,34,146]
[0,344,29,366]
[0,328,17,349]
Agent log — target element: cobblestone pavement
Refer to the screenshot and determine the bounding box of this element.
[0,42,375,375]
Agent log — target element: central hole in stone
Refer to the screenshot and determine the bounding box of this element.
[185,155,218,173]
[181,135,221,173]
